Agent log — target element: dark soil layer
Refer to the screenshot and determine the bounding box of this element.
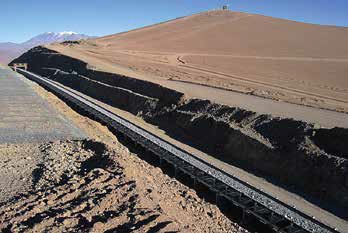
[11,46,348,211]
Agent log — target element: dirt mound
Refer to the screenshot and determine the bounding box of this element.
[1,140,166,232]
[10,46,184,106]
[151,99,348,206]
[0,139,243,232]
[311,127,348,159]
[51,70,159,116]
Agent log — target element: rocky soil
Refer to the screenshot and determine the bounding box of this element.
[10,46,348,210]
[0,144,42,203]
[0,140,243,232]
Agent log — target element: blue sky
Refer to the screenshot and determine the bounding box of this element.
[1,0,347,43]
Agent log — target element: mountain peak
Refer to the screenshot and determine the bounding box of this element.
[58,31,78,35]
[0,32,94,64]
[43,31,78,36]
[23,32,91,47]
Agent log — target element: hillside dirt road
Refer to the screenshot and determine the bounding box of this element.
[48,45,348,128]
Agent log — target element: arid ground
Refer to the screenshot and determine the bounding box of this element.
[48,10,348,114]
[6,10,348,232]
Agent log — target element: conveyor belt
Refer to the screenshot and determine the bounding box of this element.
[16,68,339,233]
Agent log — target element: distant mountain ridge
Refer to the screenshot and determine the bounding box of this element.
[22,32,91,47]
[0,32,93,64]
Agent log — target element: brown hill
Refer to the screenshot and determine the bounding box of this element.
[38,10,348,119]
[98,10,348,58]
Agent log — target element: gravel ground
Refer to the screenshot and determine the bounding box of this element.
[0,144,42,203]
[0,140,244,232]
[0,67,84,144]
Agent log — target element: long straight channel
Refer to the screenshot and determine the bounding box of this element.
[16,68,339,233]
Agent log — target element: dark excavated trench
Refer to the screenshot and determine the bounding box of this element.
[10,47,348,230]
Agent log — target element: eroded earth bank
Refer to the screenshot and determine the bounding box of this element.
[0,79,244,232]
[10,46,348,215]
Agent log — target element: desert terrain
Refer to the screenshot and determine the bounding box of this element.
[0,67,244,232]
[47,10,348,114]
[7,9,348,232]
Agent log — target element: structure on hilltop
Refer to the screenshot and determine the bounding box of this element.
[222,5,229,11]
[222,0,230,10]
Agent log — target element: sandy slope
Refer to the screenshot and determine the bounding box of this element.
[48,10,348,114]
[97,10,348,58]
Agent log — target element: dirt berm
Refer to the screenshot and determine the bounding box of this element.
[11,46,348,212]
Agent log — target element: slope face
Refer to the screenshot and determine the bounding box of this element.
[46,10,348,115]
[98,10,348,58]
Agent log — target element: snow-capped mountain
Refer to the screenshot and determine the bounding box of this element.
[23,32,91,47]
[0,32,94,64]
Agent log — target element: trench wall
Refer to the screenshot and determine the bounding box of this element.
[11,46,348,211]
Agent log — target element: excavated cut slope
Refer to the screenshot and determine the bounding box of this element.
[10,47,348,213]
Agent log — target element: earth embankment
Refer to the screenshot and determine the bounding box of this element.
[10,46,348,211]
